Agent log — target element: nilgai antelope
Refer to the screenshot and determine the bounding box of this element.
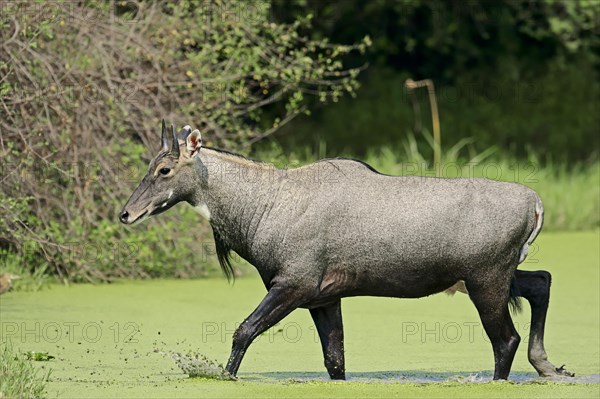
[120,120,573,380]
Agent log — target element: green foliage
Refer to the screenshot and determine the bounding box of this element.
[270,0,600,161]
[269,60,599,162]
[519,0,599,55]
[0,0,366,282]
[153,1,369,147]
[276,0,599,78]
[0,343,51,399]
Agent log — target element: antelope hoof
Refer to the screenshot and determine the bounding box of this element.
[556,365,575,377]
[327,365,345,380]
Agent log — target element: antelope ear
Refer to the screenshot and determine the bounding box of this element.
[179,125,192,140]
[186,129,202,158]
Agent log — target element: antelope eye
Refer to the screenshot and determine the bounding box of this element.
[159,167,171,175]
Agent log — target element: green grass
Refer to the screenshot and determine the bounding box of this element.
[0,231,598,398]
[0,342,51,398]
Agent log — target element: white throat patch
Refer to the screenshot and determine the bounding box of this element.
[193,204,211,221]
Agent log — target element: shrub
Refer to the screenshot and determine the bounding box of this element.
[0,0,367,281]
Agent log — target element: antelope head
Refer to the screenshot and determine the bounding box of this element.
[119,119,203,224]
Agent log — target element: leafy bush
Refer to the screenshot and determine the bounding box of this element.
[0,1,366,281]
